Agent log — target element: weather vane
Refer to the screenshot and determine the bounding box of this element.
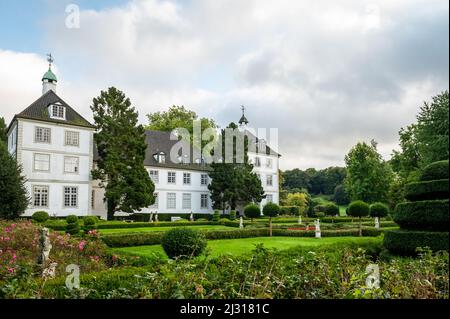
[241,105,245,114]
[47,53,54,67]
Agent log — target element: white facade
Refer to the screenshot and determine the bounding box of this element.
[8,118,94,217]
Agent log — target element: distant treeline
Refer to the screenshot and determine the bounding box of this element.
[281,167,346,195]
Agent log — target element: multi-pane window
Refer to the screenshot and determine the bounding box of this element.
[65,131,79,146]
[153,152,166,163]
[167,193,176,209]
[200,194,209,209]
[266,175,273,186]
[64,156,79,174]
[34,153,50,171]
[33,185,49,207]
[266,194,273,203]
[91,190,95,209]
[149,170,159,184]
[51,104,65,119]
[201,174,208,185]
[151,193,159,208]
[183,173,191,185]
[182,193,191,209]
[254,157,261,167]
[35,127,51,143]
[168,172,176,184]
[266,158,273,168]
[64,187,78,208]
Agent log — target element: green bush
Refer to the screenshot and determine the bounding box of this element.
[244,204,261,221]
[290,206,300,215]
[161,228,207,259]
[263,203,280,218]
[66,215,80,235]
[315,212,325,218]
[32,211,49,223]
[324,203,340,217]
[392,200,449,231]
[313,205,328,213]
[384,229,449,255]
[229,210,236,220]
[212,210,220,222]
[404,179,449,201]
[370,202,389,218]
[83,216,98,232]
[420,160,449,181]
[347,201,370,218]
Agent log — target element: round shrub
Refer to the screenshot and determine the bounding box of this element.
[263,203,280,218]
[324,203,340,217]
[83,216,98,232]
[420,160,449,181]
[32,211,49,223]
[66,215,80,235]
[384,229,449,255]
[392,200,449,231]
[290,206,300,215]
[347,201,370,218]
[369,202,389,218]
[244,204,261,221]
[162,227,207,259]
[315,212,325,218]
[404,179,449,201]
[212,210,220,222]
[229,210,236,220]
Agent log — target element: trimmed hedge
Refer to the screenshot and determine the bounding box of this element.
[420,160,449,182]
[384,229,449,255]
[32,211,49,223]
[404,179,449,201]
[393,200,449,231]
[101,227,386,247]
[162,228,207,259]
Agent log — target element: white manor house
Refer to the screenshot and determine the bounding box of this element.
[6,63,280,220]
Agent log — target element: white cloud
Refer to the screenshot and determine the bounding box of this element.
[1,0,448,170]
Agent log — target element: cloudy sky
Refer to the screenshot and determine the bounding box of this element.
[0,0,448,170]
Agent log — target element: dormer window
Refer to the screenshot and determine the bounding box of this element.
[153,152,166,164]
[50,103,65,120]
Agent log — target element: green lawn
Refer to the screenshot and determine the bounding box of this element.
[113,236,378,259]
[311,195,348,216]
[99,225,235,234]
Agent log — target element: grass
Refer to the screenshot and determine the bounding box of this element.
[311,194,348,216]
[113,236,379,259]
[99,225,234,234]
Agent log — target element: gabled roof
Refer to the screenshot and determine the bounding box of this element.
[13,90,94,129]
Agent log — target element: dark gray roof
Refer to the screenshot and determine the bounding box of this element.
[94,130,212,172]
[14,90,94,129]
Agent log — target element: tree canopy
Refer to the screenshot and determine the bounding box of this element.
[91,87,155,220]
[282,166,346,195]
[0,117,7,143]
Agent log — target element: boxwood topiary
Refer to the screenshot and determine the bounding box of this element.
[420,160,449,181]
[212,210,220,222]
[384,229,449,255]
[404,179,449,201]
[244,204,261,222]
[369,202,389,218]
[392,200,449,231]
[161,227,207,259]
[83,216,98,232]
[32,211,49,223]
[66,215,80,235]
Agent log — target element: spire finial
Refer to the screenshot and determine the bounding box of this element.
[239,105,249,126]
[241,104,245,115]
[47,53,54,69]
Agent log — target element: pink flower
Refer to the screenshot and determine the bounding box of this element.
[7,268,15,274]
[78,240,87,251]
[112,255,117,261]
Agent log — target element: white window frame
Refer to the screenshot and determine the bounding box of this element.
[34,126,51,144]
[33,153,50,172]
[149,170,159,184]
[151,193,159,208]
[167,193,176,209]
[168,171,176,184]
[50,103,65,119]
[201,174,208,186]
[266,194,273,203]
[254,157,261,167]
[64,156,79,174]
[33,185,49,208]
[182,193,192,209]
[183,172,191,185]
[200,194,209,209]
[266,174,273,186]
[65,131,80,147]
[63,186,78,208]
[266,158,273,168]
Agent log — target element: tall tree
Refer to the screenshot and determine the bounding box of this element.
[146,105,217,149]
[91,87,155,220]
[0,117,7,143]
[208,123,264,212]
[0,141,29,219]
[344,140,393,203]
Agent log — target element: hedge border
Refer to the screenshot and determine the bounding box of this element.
[384,229,449,255]
[393,199,449,231]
